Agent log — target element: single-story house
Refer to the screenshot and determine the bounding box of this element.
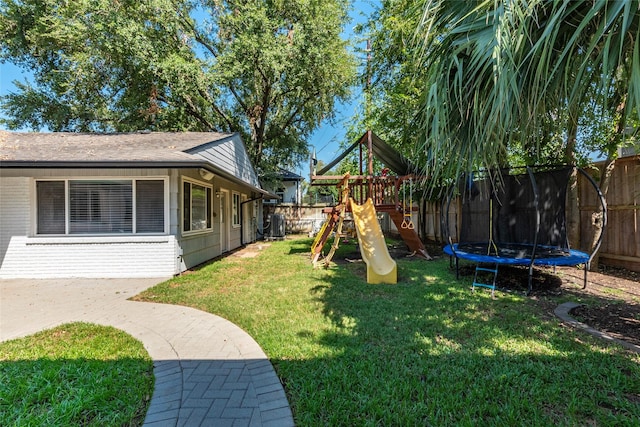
[263,168,303,205]
[0,131,270,278]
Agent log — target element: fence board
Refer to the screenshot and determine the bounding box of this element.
[419,157,640,272]
[580,156,640,272]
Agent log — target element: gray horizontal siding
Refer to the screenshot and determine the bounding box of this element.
[179,232,220,270]
[192,135,260,188]
[0,177,30,264]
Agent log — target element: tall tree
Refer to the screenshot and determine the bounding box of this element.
[0,0,356,171]
[410,0,640,191]
[355,0,429,167]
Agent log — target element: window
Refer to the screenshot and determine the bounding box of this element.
[276,186,285,204]
[70,180,132,233]
[36,179,165,235]
[183,179,213,233]
[232,192,241,227]
[136,180,165,233]
[37,181,65,234]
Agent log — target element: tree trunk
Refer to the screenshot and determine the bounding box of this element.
[564,114,580,249]
[590,90,626,271]
[588,158,615,271]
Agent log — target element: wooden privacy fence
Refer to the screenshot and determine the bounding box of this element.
[418,156,640,272]
[583,156,639,272]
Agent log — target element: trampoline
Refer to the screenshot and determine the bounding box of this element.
[443,166,607,294]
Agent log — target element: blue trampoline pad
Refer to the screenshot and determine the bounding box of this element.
[443,243,589,267]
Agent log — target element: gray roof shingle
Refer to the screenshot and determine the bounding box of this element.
[0,131,267,194]
[0,131,228,162]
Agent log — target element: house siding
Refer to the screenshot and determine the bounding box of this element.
[0,177,31,264]
[0,130,264,279]
[175,169,220,270]
[282,181,301,204]
[179,234,219,270]
[191,134,260,188]
[0,169,179,278]
[0,236,177,278]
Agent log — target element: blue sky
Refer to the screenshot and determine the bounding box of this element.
[0,1,378,174]
[309,1,377,168]
[0,61,33,128]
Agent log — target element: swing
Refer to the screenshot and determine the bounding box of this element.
[401,178,415,230]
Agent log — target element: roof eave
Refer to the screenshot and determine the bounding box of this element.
[0,160,206,169]
[0,160,272,197]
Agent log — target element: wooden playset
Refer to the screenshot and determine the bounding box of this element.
[309,130,431,270]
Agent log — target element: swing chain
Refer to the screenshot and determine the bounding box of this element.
[401,178,415,230]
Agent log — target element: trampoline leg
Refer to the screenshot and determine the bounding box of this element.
[527,265,534,295]
[583,263,588,289]
[449,256,460,280]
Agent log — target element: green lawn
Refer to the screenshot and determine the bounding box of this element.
[138,237,640,426]
[0,322,153,426]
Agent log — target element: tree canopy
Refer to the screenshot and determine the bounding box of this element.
[0,0,356,171]
[364,0,640,194]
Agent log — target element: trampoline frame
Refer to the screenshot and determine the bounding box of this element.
[443,166,607,294]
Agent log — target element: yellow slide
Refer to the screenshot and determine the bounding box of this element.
[349,198,397,284]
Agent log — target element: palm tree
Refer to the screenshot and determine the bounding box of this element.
[412,0,640,193]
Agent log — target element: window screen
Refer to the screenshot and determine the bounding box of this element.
[69,181,132,234]
[191,184,208,231]
[136,180,165,233]
[37,181,66,234]
[36,179,165,235]
[183,181,191,232]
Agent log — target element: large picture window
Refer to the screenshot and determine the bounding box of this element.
[36,179,165,235]
[183,179,213,233]
[70,180,133,233]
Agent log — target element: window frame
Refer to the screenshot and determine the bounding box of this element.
[232,192,241,228]
[34,177,169,236]
[181,177,214,236]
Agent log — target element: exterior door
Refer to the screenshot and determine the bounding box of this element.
[220,190,229,253]
[242,195,253,244]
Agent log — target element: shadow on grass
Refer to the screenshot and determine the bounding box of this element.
[275,240,640,425]
[134,237,640,425]
[287,238,316,255]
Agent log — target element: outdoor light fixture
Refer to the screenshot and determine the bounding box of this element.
[199,168,214,181]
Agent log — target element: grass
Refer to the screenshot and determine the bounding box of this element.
[0,322,153,426]
[137,237,640,426]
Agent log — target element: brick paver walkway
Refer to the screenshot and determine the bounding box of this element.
[0,278,294,426]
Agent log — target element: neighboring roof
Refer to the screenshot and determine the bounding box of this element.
[317,131,416,176]
[0,131,268,195]
[278,168,303,181]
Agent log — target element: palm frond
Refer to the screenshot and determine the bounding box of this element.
[410,0,640,195]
